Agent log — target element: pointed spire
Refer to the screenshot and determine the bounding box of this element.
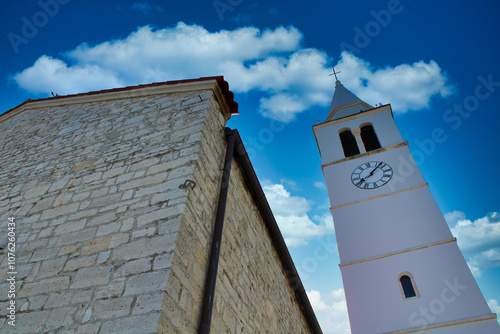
[325,80,373,122]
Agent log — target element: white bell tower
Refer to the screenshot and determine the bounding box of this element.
[313,78,500,334]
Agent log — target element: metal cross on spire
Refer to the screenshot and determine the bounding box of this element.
[329,68,341,81]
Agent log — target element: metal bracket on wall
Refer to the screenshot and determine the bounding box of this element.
[179,179,196,190]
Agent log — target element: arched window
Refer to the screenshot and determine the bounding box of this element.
[399,274,418,299]
[360,124,381,152]
[339,129,360,158]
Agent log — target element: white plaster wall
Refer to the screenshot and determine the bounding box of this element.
[332,186,454,263]
[411,319,500,334]
[323,145,425,208]
[314,107,404,165]
[341,242,494,334]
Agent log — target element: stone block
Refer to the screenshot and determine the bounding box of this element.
[54,220,86,235]
[81,233,129,255]
[44,291,74,308]
[18,276,70,298]
[72,290,93,304]
[30,247,59,262]
[64,255,96,272]
[123,271,170,296]
[6,310,50,333]
[94,280,125,299]
[36,256,67,279]
[116,172,135,184]
[82,172,103,184]
[56,228,95,247]
[121,189,134,200]
[90,187,110,199]
[78,322,101,333]
[96,221,122,237]
[24,184,51,199]
[115,257,152,277]
[59,244,80,255]
[29,196,56,213]
[41,202,80,220]
[97,250,111,264]
[71,266,112,289]
[112,234,177,261]
[86,211,117,227]
[103,166,128,179]
[118,172,168,191]
[54,192,74,206]
[45,306,77,330]
[28,295,48,310]
[99,313,160,334]
[132,226,156,239]
[48,178,70,193]
[133,292,165,315]
[94,297,134,319]
[153,252,174,270]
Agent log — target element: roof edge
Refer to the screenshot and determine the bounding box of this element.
[227,127,323,334]
[1,76,239,123]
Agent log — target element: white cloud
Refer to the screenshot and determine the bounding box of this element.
[443,210,466,228]
[307,289,350,334]
[263,183,310,216]
[13,23,302,96]
[446,211,500,272]
[446,211,500,252]
[263,183,333,247]
[467,262,482,278]
[12,55,124,96]
[488,299,500,315]
[12,23,453,121]
[336,52,454,113]
[314,181,326,189]
[280,178,299,191]
[487,299,500,326]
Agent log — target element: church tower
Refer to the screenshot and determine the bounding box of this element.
[313,78,500,333]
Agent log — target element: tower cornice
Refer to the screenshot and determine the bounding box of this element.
[320,141,408,168]
[314,104,393,132]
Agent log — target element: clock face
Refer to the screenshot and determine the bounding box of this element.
[351,161,393,189]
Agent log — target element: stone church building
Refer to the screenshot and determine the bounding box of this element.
[0,77,322,333]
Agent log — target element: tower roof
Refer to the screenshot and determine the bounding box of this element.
[325,80,373,121]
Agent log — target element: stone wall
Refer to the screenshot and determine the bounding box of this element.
[0,81,314,333]
[158,119,314,333]
[0,87,224,333]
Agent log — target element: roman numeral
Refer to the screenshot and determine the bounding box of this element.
[356,180,365,187]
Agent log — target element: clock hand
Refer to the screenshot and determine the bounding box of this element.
[365,162,383,179]
[356,177,366,185]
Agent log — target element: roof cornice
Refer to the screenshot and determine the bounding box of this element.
[228,128,323,334]
[1,76,239,123]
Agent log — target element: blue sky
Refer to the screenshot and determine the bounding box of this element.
[2,1,500,332]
